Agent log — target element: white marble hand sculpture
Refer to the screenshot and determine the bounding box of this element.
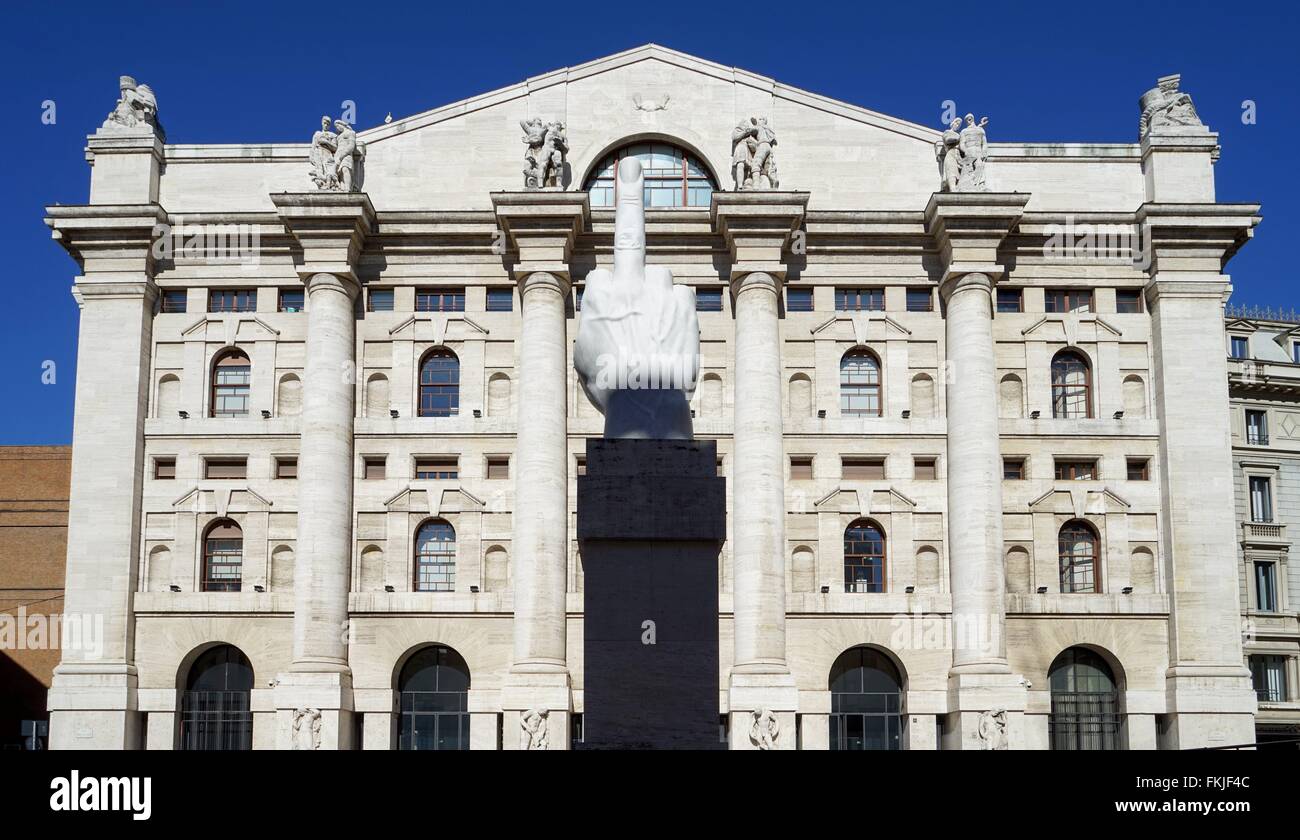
[574,157,700,439]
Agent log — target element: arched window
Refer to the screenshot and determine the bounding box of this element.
[840,350,882,417]
[1051,350,1091,419]
[180,644,253,751]
[202,519,243,592]
[1049,647,1121,750]
[844,519,886,593]
[414,519,455,592]
[418,349,460,417]
[829,646,904,750]
[210,350,251,418]
[398,645,470,751]
[583,142,716,208]
[1058,520,1099,593]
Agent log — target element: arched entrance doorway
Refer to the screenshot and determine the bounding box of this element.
[179,644,253,750]
[397,645,471,750]
[829,646,904,750]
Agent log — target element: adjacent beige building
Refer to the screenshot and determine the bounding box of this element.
[43,46,1263,749]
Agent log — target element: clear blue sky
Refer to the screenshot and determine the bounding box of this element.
[1,0,1295,443]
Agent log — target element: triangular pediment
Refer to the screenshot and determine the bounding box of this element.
[811,314,912,342]
[1027,486,1130,516]
[389,315,490,342]
[181,316,280,342]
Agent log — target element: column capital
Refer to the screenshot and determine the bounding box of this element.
[729,270,782,299]
[272,191,375,282]
[45,203,169,284]
[490,191,590,280]
[304,270,360,300]
[517,269,571,298]
[924,192,1028,284]
[937,270,994,305]
[710,191,808,280]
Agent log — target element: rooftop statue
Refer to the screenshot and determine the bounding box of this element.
[1138,74,1203,139]
[574,158,700,440]
[308,116,365,192]
[521,118,568,189]
[934,113,989,192]
[101,75,164,139]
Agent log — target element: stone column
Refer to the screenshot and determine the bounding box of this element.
[44,204,168,749]
[926,193,1030,749]
[492,191,589,749]
[272,193,375,750]
[713,192,808,749]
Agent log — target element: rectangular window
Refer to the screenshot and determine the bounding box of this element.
[275,457,297,479]
[1255,562,1278,613]
[278,289,304,313]
[415,288,465,313]
[204,458,247,479]
[835,288,885,312]
[695,289,723,312]
[905,288,933,312]
[1293,342,1300,364]
[842,457,885,481]
[1003,458,1025,480]
[1230,335,1250,359]
[913,458,937,480]
[415,457,458,480]
[1116,289,1144,313]
[1126,458,1150,481]
[575,456,587,477]
[208,289,257,313]
[363,457,386,480]
[1250,475,1274,522]
[1054,459,1098,481]
[486,288,514,312]
[486,457,510,480]
[1246,409,1268,445]
[789,456,813,481]
[1044,289,1093,314]
[160,290,188,313]
[575,287,584,311]
[1250,655,1287,702]
[996,288,1023,313]
[368,289,395,312]
[154,458,176,480]
[786,288,814,312]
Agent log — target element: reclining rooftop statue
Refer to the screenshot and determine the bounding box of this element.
[574,157,701,440]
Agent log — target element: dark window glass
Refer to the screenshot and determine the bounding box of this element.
[397,646,470,750]
[204,458,247,480]
[1116,290,1143,313]
[914,458,936,480]
[154,458,176,480]
[1255,562,1278,612]
[844,520,885,593]
[840,351,881,416]
[415,458,458,480]
[180,645,253,751]
[786,288,814,312]
[275,458,297,479]
[695,289,723,312]
[278,289,304,313]
[1126,459,1149,481]
[1246,410,1268,445]
[996,288,1023,313]
[1045,289,1093,313]
[161,290,188,313]
[1230,336,1249,359]
[1250,475,1274,522]
[415,289,465,313]
[418,350,460,417]
[1003,458,1025,480]
[1054,460,1098,481]
[363,458,386,480]
[1058,522,1098,593]
[829,647,903,751]
[1251,655,1286,702]
[486,288,514,312]
[906,288,933,312]
[1048,647,1120,750]
[203,519,243,592]
[842,458,885,480]
[1051,351,1091,419]
[836,288,885,312]
[368,289,395,312]
[208,289,257,313]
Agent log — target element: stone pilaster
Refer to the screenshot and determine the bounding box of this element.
[1139,202,1261,748]
[44,204,168,748]
[491,191,588,749]
[712,191,807,748]
[272,192,375,750]
[925,192,1030,748]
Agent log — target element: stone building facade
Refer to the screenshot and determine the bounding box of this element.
[1226,312,1300,745]
[43,47,1262,749]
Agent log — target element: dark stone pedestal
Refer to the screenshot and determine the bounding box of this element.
[577,438,725,749]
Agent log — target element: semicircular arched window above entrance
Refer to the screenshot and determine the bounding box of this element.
[584,142,716,208]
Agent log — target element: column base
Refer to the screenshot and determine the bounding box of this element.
[501,671,571,750]
[728,672,799,750]
[274,670,355,750]
[1161,666,1257,749]
[944,671,1028,750]
[47,663,141,750]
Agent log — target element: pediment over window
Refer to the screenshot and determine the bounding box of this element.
[172,486,272,517]
[810,313,912,343]
[815,486,916,516]
[389,315,489,343]
[1021,315,1121,344]
[1028,486,1129,517]
[384,487,430,513]
[181,316,280,344]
